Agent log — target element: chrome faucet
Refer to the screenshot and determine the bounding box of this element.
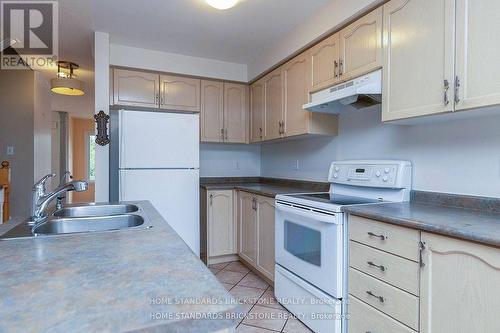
[30,174,88,226]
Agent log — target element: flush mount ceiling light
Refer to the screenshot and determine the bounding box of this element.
[50,61,85,96]
[206,0,239,10]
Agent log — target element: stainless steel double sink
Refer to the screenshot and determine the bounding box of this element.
[0,203,152,240]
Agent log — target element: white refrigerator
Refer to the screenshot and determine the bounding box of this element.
[117,110,200,255]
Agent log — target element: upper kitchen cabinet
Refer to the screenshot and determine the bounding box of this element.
[282,52,339,138]
[224,83,247,143]
[113,69,159,108]
[159,75,201,112]
[339,6,382,80]
[455,0,500,111]
[382,0,455,122]
[200,80,224,142]
[250,80,265,143]
[309,33,340,92]
[263,69,283,141]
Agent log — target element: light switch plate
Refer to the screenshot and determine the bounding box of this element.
[6,146,14,155]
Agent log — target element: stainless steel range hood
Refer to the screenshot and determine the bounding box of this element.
[303,69,382,113]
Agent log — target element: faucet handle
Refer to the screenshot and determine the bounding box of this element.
[59,171,73,186]
[34,173,56,191]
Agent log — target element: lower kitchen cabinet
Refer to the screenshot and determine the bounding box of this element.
[238,191,276,281]
[255,196,275,281]
[238,191,257,265]
[201,190,237,265]
[420,232,500,333]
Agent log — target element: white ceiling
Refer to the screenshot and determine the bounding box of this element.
[88,0,332,65]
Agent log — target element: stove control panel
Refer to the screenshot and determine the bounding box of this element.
[328,160,412,189]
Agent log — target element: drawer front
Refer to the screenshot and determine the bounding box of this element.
[349,268,419,330]
[349,295,416,333]
[349,215,420,261]
[350,241,419,295]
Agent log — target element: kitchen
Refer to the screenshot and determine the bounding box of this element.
[1,0,500,332]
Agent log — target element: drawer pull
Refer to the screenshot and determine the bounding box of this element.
[367,231,386,240]
[367,261,386,272]
[366,290,385,303]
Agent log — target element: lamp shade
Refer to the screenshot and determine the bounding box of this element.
[50,77,85,96]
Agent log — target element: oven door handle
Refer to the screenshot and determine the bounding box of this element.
[276,203,339,224]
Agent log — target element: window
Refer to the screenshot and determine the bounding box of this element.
[86,132,96,181]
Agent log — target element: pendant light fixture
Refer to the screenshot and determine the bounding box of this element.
[206,0,239,10]
[50,61,85,96]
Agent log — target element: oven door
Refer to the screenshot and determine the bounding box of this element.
[275,201,343,298]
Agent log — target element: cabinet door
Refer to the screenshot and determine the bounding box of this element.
[282,52,310,137]
[250,81,264,143]
[455,0,500,111]
[160,75,200,112]
[200,80,223,143]
[113,69,159,108]
[382,0,455,121]
[256,196,275,281]
[208,190,235,257]
[263,70,283,141]
[239,192,257,265]
[339,7,382,80]
[420,232,500,333]
[224,83,247,143]
[310,33,340,92]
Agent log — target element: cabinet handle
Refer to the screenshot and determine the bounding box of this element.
[454,76,461,104]
[220,128,225,140]
[334,60,339,78]
[209,194,213,206]
[444,79,450,105]
[339,59,344,76]
[225,128,228,140]
[367,231,386,240]
[259,127,263,139]
[366,290,385,303]
[419,241,426,268]
[367,261,386,272]
[252,198,257,210]
[155,94,159,106]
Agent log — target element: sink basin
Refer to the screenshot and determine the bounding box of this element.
[53,204,139,218]
[33,214,145,235]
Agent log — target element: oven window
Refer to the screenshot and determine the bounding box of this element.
[284,220,321,266]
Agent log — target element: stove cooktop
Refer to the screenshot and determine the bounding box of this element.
[286,192,383,206]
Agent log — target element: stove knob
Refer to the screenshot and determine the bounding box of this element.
[334,166,340,172]
[383,176,389,182]
[384,168,390,174]
[375,171,381,177]
[333,173,339,179]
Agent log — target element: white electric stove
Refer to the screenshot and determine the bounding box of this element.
[274,160,412,333]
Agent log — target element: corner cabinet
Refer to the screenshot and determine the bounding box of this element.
[113,69,159,108]
[159,75,200,112]
[200,81,248,143]
[250,79,265,143]
[420,232,500,333]
[200,80,224,142]
[238,191,276,281]
[223,83,248,143]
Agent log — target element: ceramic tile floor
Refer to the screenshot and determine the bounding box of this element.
[209,261,313,333]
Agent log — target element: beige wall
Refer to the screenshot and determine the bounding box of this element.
[0,69,35,218]
[71,117,95,203]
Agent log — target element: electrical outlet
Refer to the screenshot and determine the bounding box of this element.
[293,160,299,171]
[235,161,240,170]
[6,146,14,156]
